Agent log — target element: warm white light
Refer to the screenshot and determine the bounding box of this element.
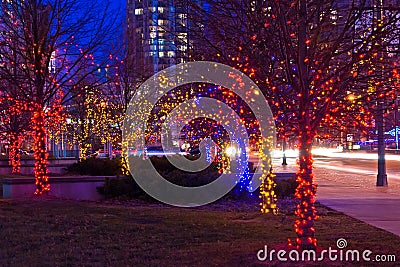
[181,143,190,150]
[225,146,237,157]
[271,149,299,158]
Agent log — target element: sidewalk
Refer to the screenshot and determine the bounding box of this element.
[272,158,400,237]
[314,167,400,237]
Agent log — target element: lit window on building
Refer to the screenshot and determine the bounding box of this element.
[178,32,187,39]
[135,8,143,15]
[49,51,56,74]
[330,10,338,20]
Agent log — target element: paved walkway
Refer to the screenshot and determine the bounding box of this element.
[272,158,400,237]
[314,167,400,237]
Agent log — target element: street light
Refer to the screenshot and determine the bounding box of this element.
[395,97,400,150]
[375,1,388,187]
[282,137,288,165]
[376,97,388,186]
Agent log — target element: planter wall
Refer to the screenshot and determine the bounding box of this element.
[0,158,77,175]
[2,176,116,200]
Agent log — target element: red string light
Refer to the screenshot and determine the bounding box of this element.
[33,107,50,195]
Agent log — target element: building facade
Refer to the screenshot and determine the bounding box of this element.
[126,0,190,78]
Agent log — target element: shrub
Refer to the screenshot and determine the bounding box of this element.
[98,155,223,199]
[96,155,294,200]
[275,178,298,198]
[66,157,123,176]
[97,177,145,199]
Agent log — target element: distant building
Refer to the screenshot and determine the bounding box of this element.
[126,0,190,78]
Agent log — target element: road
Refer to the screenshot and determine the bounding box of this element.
[313,150,400,182]
[269,149,400,185]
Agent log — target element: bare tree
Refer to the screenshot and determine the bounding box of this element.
[104,39,149,172]
[0,91,31,173]
[0,0,118,194]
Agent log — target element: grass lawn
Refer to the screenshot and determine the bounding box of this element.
[0,198,399,266]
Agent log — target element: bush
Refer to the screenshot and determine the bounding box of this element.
[96,155,285,200]
[275,178,298,198]
[66,157,123,176]
[97,177,145,199]
[97,155,223,199]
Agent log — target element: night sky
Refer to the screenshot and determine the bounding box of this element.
[90,0,126,60]
[110,0,125,24]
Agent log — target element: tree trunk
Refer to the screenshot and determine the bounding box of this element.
[9,133,22,174]
[289,0,318,250]
[293,126,318,250]
[78,120,92,160]
[33,109,50,195]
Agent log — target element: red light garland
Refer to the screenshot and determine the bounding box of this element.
[32,108,50,195]
[288,134,318,250]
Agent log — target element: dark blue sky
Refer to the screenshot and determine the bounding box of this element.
[109,0,126,48]
[91,0,126,60]
[110,0,125,27]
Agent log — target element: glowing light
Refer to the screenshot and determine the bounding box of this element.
[225,145,237,157]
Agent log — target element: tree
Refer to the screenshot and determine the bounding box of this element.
[0,0,117,194]
[0,93,31,173]
[185,0,399,249]
[0,1,32,173]
[65,71,101,160]
[105,44,149,172]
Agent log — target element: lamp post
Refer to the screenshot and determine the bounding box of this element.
[376,98,388,186]
[375,0,388,186]
[395,106,398,150]
[282,137,288,165]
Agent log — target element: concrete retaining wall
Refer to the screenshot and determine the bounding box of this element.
[2,176,116,200]
[2,173,296,201]
[0,158,77,175]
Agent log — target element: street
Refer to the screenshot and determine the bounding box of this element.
[269,149,400,237]
[270,149,400,185]
[313,149,400,183]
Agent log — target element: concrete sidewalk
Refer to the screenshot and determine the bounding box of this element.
[314,169,400,237]
[272,159,400,237]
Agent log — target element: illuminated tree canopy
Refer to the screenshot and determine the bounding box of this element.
[184,0,400,249]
